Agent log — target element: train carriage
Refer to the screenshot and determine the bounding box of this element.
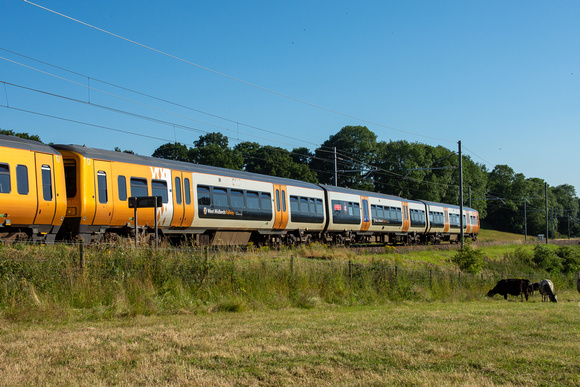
[0,134,67,243]
[322,185,430,245]
[52,144,326,245]
[421,201,480,243]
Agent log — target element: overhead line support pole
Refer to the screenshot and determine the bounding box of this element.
[458,141,464,249]
[333,147,338,187]
[545,182,549,245]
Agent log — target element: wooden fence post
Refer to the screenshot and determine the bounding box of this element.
[79,242,85,273]
[348,260,352,282]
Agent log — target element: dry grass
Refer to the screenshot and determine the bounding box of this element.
[1,293,579,386]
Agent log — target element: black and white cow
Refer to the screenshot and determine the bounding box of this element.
[487,279,530,301]
[538,279,558,303]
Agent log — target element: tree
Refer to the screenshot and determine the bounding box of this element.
[114,147,134,154]
[485,165,524,232]
[0,129,42,143]
[234,142,318,183]
[152,142,190,162]
[552,184,580,237]
[311,126,378,190]
[291,147,314,166]
[189,132,243,170]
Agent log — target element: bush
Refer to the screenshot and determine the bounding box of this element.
[532,245,562,274]
[452,245,484,274]
[555,246,580,274]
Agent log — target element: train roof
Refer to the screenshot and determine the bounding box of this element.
[324,185,478,213]
[52,144,323,190]
[321,184,424,204]
[0,134,60,155]
[420,200,477,213]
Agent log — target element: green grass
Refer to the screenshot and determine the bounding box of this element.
[1,300,579,386]
[478,227,527,242]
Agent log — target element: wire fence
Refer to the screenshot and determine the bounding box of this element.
[2,242,574,294]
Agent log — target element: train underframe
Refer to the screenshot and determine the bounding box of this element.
[0,224,61,244]
[53,219,478,247]
[5,217,476,247]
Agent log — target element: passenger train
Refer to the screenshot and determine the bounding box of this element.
[0,134,479,245]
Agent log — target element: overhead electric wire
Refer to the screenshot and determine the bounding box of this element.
[0,47,321,148]
[24,0,455,144]
[1,81,337,168]
[0,56,317,150]
[0,104,173,143]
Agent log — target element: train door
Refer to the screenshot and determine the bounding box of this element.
[361,197,370,231]
[443,208,450,233]
[401,202,410,231]
[273,184,288,230]
[182,174,194,227]
[92,160,114,226]
[171,171,185,227]
[465,211,472,234]
[33,153,57,225]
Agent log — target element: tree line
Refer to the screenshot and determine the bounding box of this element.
[3,127,578,237]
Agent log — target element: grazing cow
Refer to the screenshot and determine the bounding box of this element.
[487,279,530,301]
[529,282,541,295]
[539,279,558,303]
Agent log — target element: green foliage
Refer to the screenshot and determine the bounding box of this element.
[451,244,484,274]
[0,129,43,142]
[311,125,377,190]
[555,246,580,274]
[532,244,562,274]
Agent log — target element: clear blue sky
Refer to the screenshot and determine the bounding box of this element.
[1,1,579,195]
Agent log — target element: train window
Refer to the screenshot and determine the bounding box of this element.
[371,205,377,219]
[0,164,10,193]
[16,165,28,195]
[261,192,271,210]
[308,198,315,213]
[282,190,287,212]
[41,165,52,201]
[299,197,308,213]
[97,171,108,204]
[362,200,369,222]
[290,196,299,213]
[130,177,148,197]
[213,187,228,207]
[331,200,360,225]
[247,191,260,209]
[184,178,191,205]
[197,186,211,206]
[152,180,168,203]
[63,159,77,198]
[316,199,323,214]
[118,176,127,201]
[174,177,182,205]
[231,189,244,209]
[276,189,280,212]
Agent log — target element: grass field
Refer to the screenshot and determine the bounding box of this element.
[1,231,579,385]
[1,297,579,386]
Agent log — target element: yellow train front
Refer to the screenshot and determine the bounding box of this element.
[52,144,326,245]
[0,134,67,243]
